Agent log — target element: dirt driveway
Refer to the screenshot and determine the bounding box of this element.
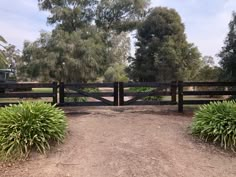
[1,106,236,177]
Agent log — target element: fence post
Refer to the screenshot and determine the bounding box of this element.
[114,82,119,106]
[119,82,124,106]
[178,81,183,113]
[171,81,177,104]
[59,82,65,106]
[52,82,58,105]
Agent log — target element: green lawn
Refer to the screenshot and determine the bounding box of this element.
[32,88,53,93]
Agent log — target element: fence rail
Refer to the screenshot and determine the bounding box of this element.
[0,82,58,106]
[59,82,118,106]
[119,81,177,106]
[178,81,236,112]
[0,81,235,113]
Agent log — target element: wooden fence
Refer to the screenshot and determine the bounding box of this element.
[0,81,236,113]
[119,81,177,106]
[0,82,58,106]
[59,82,118,106]
[178,81,236,112]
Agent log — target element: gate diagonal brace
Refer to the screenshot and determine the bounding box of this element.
[125,88,165,105]
[76,89,113,106]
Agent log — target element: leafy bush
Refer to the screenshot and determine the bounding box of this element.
[191,101,236,151]
[0,102,67,160]
[129,87,163,101]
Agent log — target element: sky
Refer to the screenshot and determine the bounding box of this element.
[0,0,236,63]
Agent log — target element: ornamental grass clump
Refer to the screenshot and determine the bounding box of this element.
[0,102,67,160]
[191,101,236,151]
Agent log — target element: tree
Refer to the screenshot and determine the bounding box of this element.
[19,29,107,82]
[0,35,19,69]
[219,12,236,82]
[129,7,202,82]
[38,0,98,32]
[104,63,129,82]
[195,56,221,82]
[19,0,146,82]
[38,0,150,33]
[0,35,8,69]
[107,31,131,64]
[96,0,150,32]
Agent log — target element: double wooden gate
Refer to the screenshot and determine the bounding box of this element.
[59,82,177,107]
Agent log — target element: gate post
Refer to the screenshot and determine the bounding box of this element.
[119,82,124,106]
[59,82,65,106]
[178,81,183,113]
[114,82,119,106]
[52,82,58,105]
[171,81,177,104]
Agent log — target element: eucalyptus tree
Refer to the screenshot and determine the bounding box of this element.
[19,0,150,82]
[219,12,236,82]
[129,7,202,82]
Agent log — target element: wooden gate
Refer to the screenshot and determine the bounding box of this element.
[119,82,177,106]
[59,82,118,106]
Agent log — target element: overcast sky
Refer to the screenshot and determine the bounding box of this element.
[0,0,236,62]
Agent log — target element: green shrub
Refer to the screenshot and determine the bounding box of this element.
[0,102,67,160]
[129,87,163,101]
[191,101,236,151]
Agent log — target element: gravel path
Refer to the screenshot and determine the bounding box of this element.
[1,106,236,177]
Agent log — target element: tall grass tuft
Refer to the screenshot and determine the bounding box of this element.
[191,101,236,151]
[0,102,67,160]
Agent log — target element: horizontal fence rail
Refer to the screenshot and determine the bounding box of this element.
[0,82,58,106]
[120,81,177,106]
[59,82,118,107]
[178,81,236,113]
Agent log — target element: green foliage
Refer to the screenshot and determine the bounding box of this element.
[129,7,202,82]
[191,101,236,151]
[18,0,150,82]
[196,66,221,82]
[0,35,20,70]
[104,63,129,82]
[38,0,150,33]
[195,56,221,82]
[96,0,150,32]
[0,102,67,160]
[219,12,236,82]
[129,87,162,101]
[19,29,107,82]
[0,35,8,69]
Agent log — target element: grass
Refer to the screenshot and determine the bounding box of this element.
[32,88,53,93]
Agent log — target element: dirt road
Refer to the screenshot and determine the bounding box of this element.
[1,106,236,177]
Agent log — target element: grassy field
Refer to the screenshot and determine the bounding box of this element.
[32,88,53,93]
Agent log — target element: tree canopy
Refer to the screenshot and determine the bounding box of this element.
[0,35,8,69]
[128,7,201,82]
[219,12,236,82]
[195,56,221,82]
[18,0,149,82]
[38,0,150,33]
[0,35,19,69]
